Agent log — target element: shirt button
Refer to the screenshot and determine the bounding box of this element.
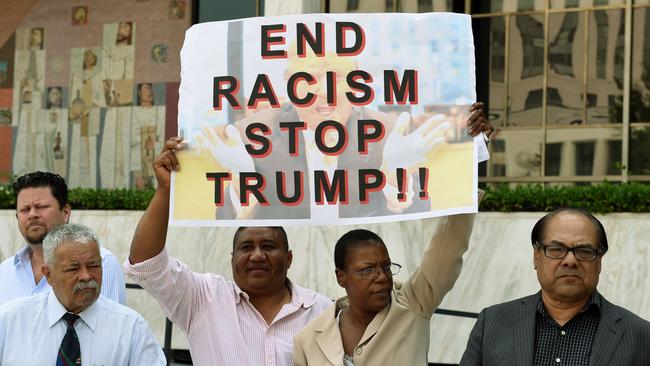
[355,347,362,355]
[555,358,561,363]
[561,330,566,336]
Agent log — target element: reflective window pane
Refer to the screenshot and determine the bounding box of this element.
[631,8,650,122]
[490,17,507,126]
[399,0,453,12]
[550,0,580,9]
[586,9,624,123]
[547,11,585,124]
[489,129,543,177]
[508,14,545,126]
[329,0,391,12]
[630,126,650,175]
[473,0,546,13]
[545,142,563,175]
[606,139,622,175]
[545,127,622,177]
[550,0,626,9]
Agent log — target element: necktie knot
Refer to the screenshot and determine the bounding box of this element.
[62,313,80,327]
[58,313,81,365]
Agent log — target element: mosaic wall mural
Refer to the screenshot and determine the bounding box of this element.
[0,0,189,188]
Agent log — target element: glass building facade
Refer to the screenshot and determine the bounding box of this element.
[205,0,650,184]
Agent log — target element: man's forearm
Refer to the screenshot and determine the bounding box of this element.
[129,187,170,264]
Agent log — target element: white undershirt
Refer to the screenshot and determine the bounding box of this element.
[336,308,355,366]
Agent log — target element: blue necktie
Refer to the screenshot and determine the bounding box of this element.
[56,312,81,366]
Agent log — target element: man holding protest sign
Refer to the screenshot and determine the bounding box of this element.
[123,139,332,365]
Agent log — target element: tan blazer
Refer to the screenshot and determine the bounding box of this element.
[293,213,476,366]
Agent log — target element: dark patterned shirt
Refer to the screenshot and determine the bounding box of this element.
[533,291,602,366]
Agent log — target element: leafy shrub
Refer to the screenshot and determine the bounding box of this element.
[1,183,648,213]
[0,185,154,210]
[67,188,155,210]
[480,183,650,213]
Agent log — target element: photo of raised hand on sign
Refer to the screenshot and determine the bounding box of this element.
[381,112,451,213]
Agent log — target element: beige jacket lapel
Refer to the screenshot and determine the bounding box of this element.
[314,300,346,366]
[358,303,390,346]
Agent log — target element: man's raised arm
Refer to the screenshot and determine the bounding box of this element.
[129,137,184,264]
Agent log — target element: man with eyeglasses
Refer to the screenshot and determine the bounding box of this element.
[460,208,650,366]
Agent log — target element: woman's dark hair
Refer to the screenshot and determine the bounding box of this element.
[531,207,608,254]
[334,229,385,270]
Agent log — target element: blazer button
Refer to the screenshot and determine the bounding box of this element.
[355,347,362,355]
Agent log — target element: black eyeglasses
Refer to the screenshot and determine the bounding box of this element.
[348,262,402,280]
[536,242,602,261]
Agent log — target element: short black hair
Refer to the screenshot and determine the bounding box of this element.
[531,207,608,254]
[334,229,385,270]
[13,171,68,209]
[232,226,289,251]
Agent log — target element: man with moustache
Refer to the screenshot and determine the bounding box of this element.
[460,208,650,366]
[0,171,126,305]
[0,224,165,365]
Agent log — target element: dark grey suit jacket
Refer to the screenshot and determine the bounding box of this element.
[459,292,650,366]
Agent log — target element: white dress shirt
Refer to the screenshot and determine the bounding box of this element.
[0,245,126,306]
[0,291,165,365]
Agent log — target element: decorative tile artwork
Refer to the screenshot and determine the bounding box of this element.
[1,0,189,186]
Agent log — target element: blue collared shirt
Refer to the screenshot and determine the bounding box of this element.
[0,291,165,365]
[0,245,126,305]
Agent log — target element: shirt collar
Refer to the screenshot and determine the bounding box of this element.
[47,291,69,328]
[587,290,603,312]
[13,245,32,265]
[536,290,602,317]
[233,283,247,303]
[47,290,100,332]
[287,280,316,309]
[78,297,101,332]
[234,279,316,309]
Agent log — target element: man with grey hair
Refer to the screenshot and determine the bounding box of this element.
[0,224,165,365]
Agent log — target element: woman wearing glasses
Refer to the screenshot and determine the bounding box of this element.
[293,211,478,366]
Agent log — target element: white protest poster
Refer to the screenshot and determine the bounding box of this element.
[171,13,478,226]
